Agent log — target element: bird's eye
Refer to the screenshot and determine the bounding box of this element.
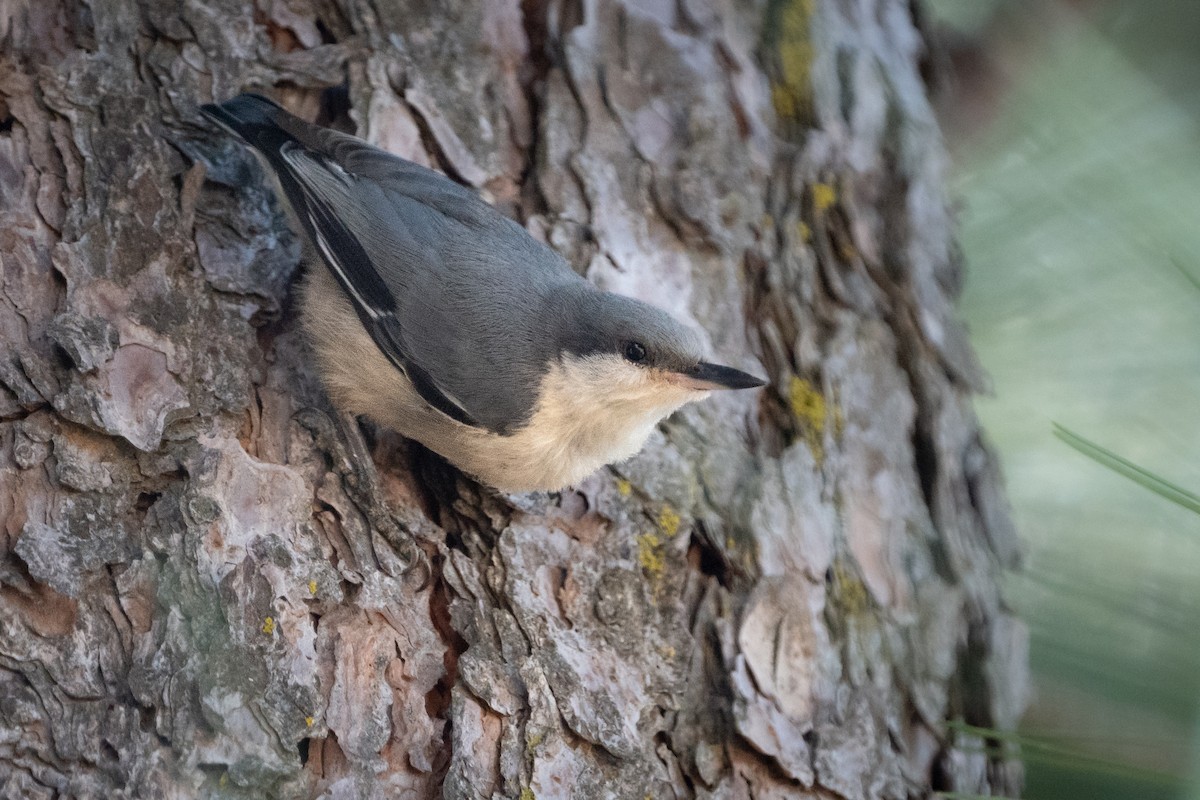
[623,341,647,363]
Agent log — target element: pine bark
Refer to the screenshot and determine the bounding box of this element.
[0,1,1026,798]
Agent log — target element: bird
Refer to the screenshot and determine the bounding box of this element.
[201,93,765,492]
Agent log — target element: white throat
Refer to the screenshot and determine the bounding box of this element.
[459,354,710,491]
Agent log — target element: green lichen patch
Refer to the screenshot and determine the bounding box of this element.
[787,376,844,463]
[763,0,818,137]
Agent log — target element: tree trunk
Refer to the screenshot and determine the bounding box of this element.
[0,1,1026,798]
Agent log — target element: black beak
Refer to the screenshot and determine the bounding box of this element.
[686,362,767,390]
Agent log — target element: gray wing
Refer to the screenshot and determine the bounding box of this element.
[203,94,577,433]
[278,145,486,427]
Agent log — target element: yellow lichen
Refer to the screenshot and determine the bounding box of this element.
[261,616,275,635]
[526,731,544,752]
[797,220,812,243]
[811,182,837,213]
[637,506,687,582]
[616,477,633,497]
[778,0,817,77]
[831,559,869,616]
[767,0,817,132]
[305,716,314,728]
[638,532,666,578]
[789,377,827,431]
[308,579,318,595]
[788,376,844,462]
[520,789,536,800]
[771,84,800,122]
[656,506,682,537]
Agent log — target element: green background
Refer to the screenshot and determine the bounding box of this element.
[926,1,1200,797]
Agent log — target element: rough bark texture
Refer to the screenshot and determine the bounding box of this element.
[0,1,1027,798]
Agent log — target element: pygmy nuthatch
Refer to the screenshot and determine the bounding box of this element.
[202,93,764,492]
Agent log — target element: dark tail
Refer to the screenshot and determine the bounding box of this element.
[200,93,296,154]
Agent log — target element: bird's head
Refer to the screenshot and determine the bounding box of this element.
[552,289,765,419]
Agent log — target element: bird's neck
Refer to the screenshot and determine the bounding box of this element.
[512,354,700,480]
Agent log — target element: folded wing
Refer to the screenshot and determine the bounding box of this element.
[203,95,483,428]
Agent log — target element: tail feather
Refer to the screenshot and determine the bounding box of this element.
[200,93,295,154]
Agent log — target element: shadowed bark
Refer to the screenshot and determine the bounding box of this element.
[0,1,1026,798]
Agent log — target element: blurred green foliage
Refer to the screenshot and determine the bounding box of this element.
[927,0,1200,797]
